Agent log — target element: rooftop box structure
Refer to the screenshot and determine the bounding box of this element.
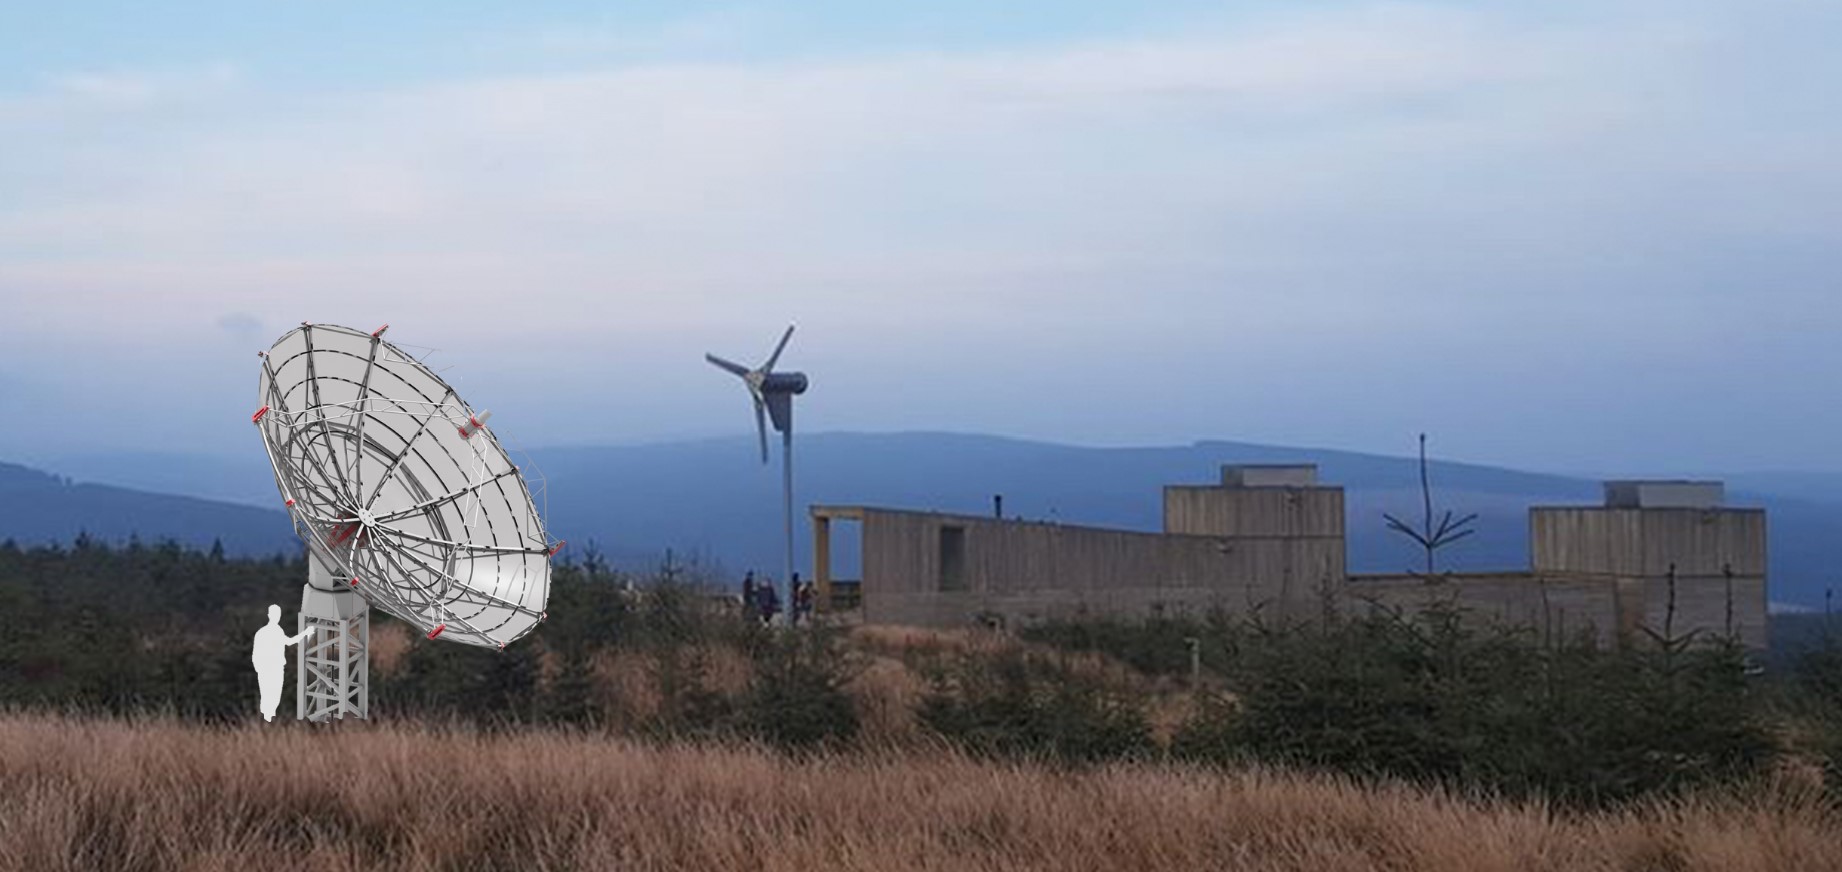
[1222,464,1319,488]
[1529,479,1764,648]
[1166,465,1344,542]
[1603,480,1724,509]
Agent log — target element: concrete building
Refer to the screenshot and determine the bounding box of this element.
[811,465,1341,626]
[810,466,1768,648]
[1529,480,1766,647]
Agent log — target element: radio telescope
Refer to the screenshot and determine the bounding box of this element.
[252,322,560,721]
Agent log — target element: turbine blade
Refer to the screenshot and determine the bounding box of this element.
[754,398,770,463]
[706,353,750,377]
[765,391,793,434]
[763,324,794,372]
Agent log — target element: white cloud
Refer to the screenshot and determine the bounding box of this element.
[0,2,1836,468]
[37,62,240,106]
[0,7,1698,317]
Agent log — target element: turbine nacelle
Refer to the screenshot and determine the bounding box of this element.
[762,372,809,396]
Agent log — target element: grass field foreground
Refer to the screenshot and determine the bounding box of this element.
[0,713,1836,871]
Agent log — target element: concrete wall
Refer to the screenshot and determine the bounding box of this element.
[858,509,1341,627]
[1163,486,1346,541]
[1531,507,1766,578]
[1630,574,1768,649]
[1344,572,1629,647]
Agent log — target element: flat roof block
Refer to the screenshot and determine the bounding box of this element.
[1221,464,1319,488]
[1603,480,1724,509]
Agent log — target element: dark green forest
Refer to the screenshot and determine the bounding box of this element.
[1,535,1837,810]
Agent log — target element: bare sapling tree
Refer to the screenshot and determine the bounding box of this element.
[1637,562,1700,673]
[1384,433,1478,576]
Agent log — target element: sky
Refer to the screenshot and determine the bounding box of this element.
[1,0,1837,476]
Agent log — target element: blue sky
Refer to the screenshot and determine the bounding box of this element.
[1,1,1837,475]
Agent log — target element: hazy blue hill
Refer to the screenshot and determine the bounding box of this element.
[1721,471,1842,507]
[37,450,278,508]
[0,461,297,556]
[20,432,1842,607]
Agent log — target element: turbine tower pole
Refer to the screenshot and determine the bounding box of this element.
[783,424,795,608]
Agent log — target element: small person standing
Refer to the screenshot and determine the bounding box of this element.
[792,576,814,626]
[760,581,782,627]
[741,570,758,621]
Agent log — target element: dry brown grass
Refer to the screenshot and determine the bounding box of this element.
[850,623,1013,660]
[369,623,412,678]
[845,623,1202,748]
[0,713,1835,872]
[564,626,1157,743]
[848,624,1161,690]
[585,643,758,729]
[845,654,929,746]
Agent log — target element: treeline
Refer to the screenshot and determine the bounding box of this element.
[0,538,1837,810]
[1017,607,1836,807]
[0,537,850,746]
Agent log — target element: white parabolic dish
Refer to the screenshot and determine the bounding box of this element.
[253,323,555,649]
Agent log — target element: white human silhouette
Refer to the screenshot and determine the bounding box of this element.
[252,604,311,722]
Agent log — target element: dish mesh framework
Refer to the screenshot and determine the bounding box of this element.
[253,323,556,649]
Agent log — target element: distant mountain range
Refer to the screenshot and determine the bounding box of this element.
[13,432,1842,608]
[0,461,298,556]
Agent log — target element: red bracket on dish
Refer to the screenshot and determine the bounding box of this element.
[457,410,492,439]
[328,522,363,548]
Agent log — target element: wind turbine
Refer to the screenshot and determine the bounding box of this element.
[706,325,809,608]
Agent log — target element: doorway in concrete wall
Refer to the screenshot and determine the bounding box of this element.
[810,509,863,613]
[938,525,967,592]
